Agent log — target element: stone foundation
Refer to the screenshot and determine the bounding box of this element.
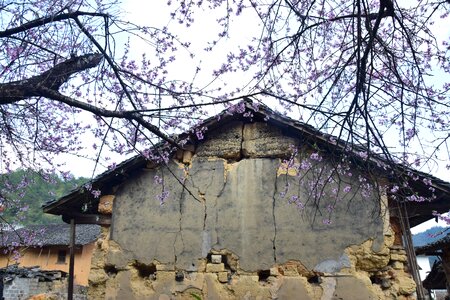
[88,226,415,299]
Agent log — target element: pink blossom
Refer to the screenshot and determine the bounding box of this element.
[310,152,322,161]
[91,189,101,198]
[390,186,399,193]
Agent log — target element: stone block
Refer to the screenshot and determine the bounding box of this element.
[218,272,228,283]
[182,151,194,164]
[279,263,299,276]
[277,277,313,300]
[270,267,279,276]
[279,260,314,277]
[243,122,282,140]
[390,253,407,262]
[89,269,108,285]
[333,276,379,299]
[242,137,298,158]
[211,254,222,264]
[156,263,175,271]
[195,121,243,159]
[349,240,390,271]
[105,250,127,270]
[175,149,183,161]
[396,276,416,295]
[204,273,232,299]
[282,269,299,277]
[314,254,351,273]
[391,249,407,255]
[239,275,259,282]
[391,261,404,270]
[181,145,195,163]
[206,263,225,273]
[381,278,391,289]
[98,195,115,215]
[197,259,207,272]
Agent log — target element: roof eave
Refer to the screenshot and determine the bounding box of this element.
[42,98,450,224]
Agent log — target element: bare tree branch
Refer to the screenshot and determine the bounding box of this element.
[0,11,108,38]
[35,86,180,147]
[0,54,103,105]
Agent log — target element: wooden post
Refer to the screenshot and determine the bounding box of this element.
[442,249,450,296]
[68,218,76,300]
[397,202,426,300]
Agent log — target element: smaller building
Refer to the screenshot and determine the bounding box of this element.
[0,224,100,286]
[0,265,67,300]
[416,232,450,298]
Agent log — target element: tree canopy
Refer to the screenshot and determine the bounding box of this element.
[0,169,86,226]
[0,0,449,220]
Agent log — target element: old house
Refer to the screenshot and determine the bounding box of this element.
[416,233,450,297]
[43,99,450,299]
[0,224,100,286]
[0,265,69,300]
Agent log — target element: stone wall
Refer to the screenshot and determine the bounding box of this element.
[89,226,415,299]
[1,277,87,300]
[88,122,416,299]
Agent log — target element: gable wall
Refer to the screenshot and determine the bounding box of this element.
[88,122,416,299]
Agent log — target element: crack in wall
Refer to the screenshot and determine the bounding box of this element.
[188,164,215,232]
[239,123,245,159]
[183,159,230,258]
[174,180,187,265]
[272,163,278,263]
[214,169,229,247]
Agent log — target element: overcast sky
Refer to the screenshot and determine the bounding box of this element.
[54,1,450,233]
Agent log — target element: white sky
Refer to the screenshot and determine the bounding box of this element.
[411,217,447,234]
[50,1,450,233]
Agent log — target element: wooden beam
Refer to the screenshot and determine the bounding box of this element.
[68,218,75,300]
[417,251,443,256]
[62,213,111,225]
[396,202,427,300]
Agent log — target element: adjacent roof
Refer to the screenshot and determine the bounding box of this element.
[0,265,67,282]
[0,224,100,247]
[416,232,450,255]
[42,98,450,227]
[421,260,446,290]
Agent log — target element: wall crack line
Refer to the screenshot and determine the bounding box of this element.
[174,181,186,264]
[239,123,245,159]
[213,165,229,247]
[272,161,278,263]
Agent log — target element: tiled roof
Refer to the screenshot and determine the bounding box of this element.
[42,98,450,226]
[415,232,450,254]
[0,223,100,247]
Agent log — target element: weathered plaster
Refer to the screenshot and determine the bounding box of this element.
[111,155,384,271]
[88,122,416,299]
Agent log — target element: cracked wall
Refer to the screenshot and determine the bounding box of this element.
[89,122,416,299]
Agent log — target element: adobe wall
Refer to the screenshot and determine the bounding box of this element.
[88,122,416,299]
